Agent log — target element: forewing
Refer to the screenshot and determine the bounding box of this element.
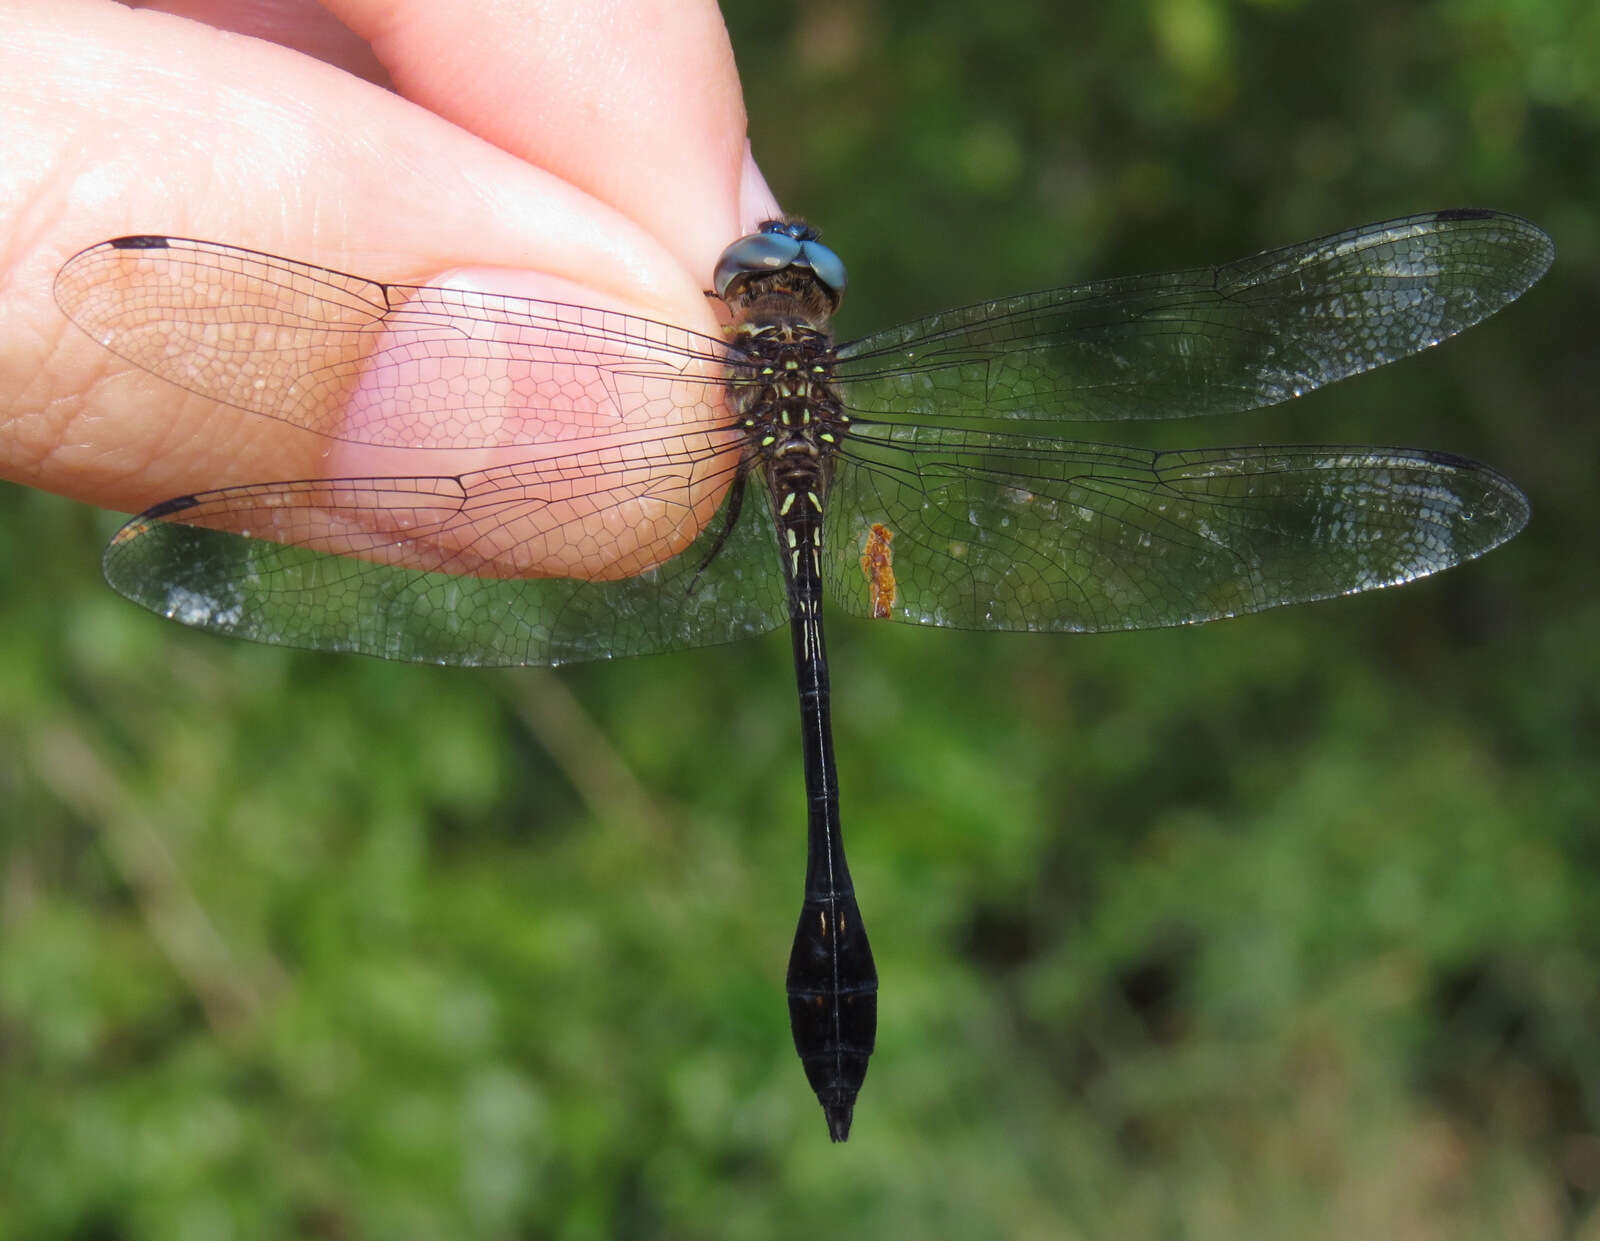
[833,210,1553,424]
[55,235,732,448]
[824,424,1528,632]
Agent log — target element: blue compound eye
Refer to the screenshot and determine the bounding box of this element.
[714,231,804,299]
[713,222,849,305]
[797,238,847,301]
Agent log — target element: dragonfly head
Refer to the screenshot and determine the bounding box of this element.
[714,219,847,316]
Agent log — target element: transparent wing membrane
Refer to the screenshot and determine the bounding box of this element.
[834,211,1552,424]
[102,464,787,666]
[56,235,733,449]
[825,426,1527,631]
[64,211,1549,661]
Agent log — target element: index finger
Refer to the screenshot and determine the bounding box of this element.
[327,0,779,282]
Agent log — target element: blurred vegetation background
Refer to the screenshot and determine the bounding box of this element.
[3,1,1598,1237]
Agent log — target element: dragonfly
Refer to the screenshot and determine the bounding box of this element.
[55,208,1552,1140]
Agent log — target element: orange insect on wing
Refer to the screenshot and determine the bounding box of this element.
[859,522,897,619]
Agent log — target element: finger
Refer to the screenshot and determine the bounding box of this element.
[327,0,771,285]
[131,1,781,256]
[738,144,783,235]
[2,4,721,544]
[129,0,393,85]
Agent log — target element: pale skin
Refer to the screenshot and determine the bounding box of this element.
[0,0,782,573]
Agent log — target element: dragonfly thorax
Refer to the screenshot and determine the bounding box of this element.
[728,319,849,497]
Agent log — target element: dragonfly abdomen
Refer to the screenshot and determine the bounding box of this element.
[727,306,880,1139]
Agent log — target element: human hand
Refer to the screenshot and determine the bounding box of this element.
[0,0,778,529]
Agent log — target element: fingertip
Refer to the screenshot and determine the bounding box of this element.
[738,143,784,234]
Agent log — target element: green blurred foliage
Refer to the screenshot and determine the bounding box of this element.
[3,1,1598,1236]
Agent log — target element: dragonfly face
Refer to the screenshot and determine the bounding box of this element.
[714,217,848,309]
[55,208,1552,1139]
